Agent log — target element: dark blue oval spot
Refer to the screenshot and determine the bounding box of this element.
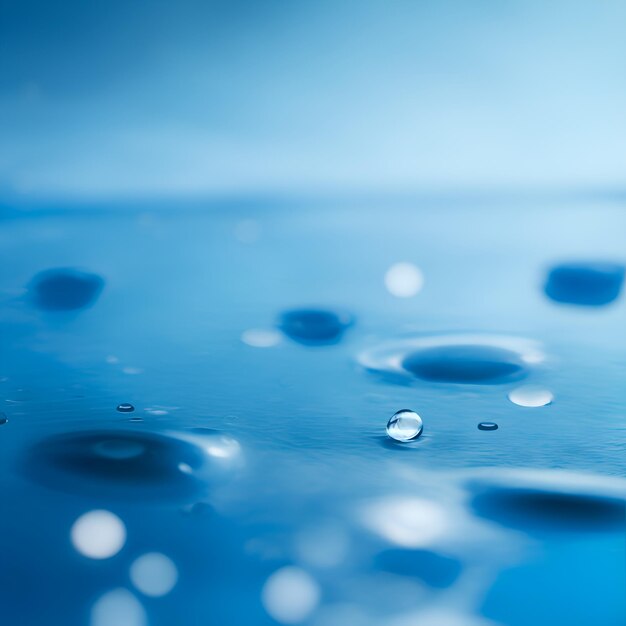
[279,308,353,345]
[29,268,104,311]
[471,487,626,533]
[544,262,624,307]
[374,548,462,588]
[402,345,527,384]
[22,430,206,501]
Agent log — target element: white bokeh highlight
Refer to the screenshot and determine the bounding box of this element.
[262,566,320,624]
[71,510,126,559]
[91,588,146,626]
[130,552,179,597]
[384,263,424,298]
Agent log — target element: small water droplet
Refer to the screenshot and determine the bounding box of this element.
[478,422,498,431]
[29,268,104,311]
[128,416,144,423]
[122,367,143,375]
[279,308,353,345]
[508,386,553,407]
[116,403,135,413]
[0,413,8,425]
[544,261,625,306]
[386,409,423,442]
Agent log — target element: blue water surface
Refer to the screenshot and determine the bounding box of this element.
[0,197,625,626]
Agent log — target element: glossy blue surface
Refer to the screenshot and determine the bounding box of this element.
[0,197,625,626]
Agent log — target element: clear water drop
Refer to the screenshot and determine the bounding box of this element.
[0,413,8,425]
[386,409,423,442]
[116,403,135,413]
[478,422,498,431]
[508,386,553,407]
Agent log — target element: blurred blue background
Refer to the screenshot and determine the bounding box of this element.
[2,0,626,203]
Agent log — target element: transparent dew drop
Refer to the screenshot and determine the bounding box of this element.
[386,410,423,442]
[508,386,553,407]
[0,413,8,425]
[478,422,498,431]
[116,403,135,413]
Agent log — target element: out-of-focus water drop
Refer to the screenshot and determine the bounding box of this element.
[29,268,104,311]
[386,410,423,442]
[130,553,178,597]
[384,262,424,298]
[0,413,8,425]
[508,386,553,407]
[544,261,625,306]
[279,308,353,345]
[403,345,525,384]
[91,589,146,626]
[71,510,126,559]
[262,566,320,624]
[478,422,498,431]
[116,403,135,413]
[359,335,543,387]
[24,430,208,501]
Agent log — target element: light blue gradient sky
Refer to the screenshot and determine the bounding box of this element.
[1,0,625,201]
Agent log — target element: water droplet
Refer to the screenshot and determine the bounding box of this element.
[359,334,543,386]
[544,261,625,306]
[23,430,209,501]
[130,553,178,597]
[478,422,498,431]
[386,409,423,442]
[0,413,8,425]
[71,510,126,559]
[403,345,525,384]
[262,567,320,624]
[29,268,104,311]
[128,416,144,423]
[241,328,282,348]
[116,403,135,413]
[384,262,424,298]
[508,386,553,407]
[472,487,625,533]
[466,469,626,534]
[279,308,353,345]
[122,367,143,375]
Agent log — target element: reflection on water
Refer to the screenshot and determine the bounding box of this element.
[0,200,625,625]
